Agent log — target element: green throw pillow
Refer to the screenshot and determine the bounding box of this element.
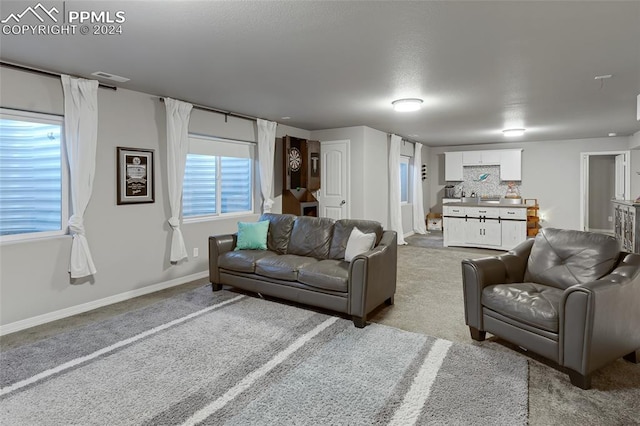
[235,220,269,250]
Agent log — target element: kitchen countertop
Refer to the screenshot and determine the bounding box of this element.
[443,201,528,208]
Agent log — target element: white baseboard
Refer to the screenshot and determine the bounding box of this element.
[0,271,209,336]
[403,231,415,238]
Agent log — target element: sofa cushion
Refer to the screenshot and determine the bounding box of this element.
[255,254,319,281]
[219,250,279,273]
[344,227,376,262]
[524,228,619,289]
[259,213,296,254]
[235,220,269,250]
[482,282,563,333]
[298,260,349,293]
[287,216,335,259]
[329,219,383,260]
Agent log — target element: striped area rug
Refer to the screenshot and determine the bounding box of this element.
[0,286,527,425]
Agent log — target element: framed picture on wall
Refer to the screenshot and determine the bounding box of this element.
[117,147,155,205]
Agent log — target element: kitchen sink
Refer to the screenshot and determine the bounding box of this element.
[459,197,479,203]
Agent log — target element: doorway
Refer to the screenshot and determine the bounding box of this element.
[317,140,350,220]
[580,150,630,234]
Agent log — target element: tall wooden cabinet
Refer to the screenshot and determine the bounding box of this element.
[613,200,640,253]
[281,136,321,216]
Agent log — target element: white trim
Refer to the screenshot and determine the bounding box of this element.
[403,230,415,238]
[0,108,69,243]
[0,271,209,336]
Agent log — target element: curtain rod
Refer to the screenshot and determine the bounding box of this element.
[158,97,257,123]
[389,133,421,145]
[1,61,117,90]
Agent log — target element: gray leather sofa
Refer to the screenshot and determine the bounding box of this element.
[209,213,397,327]
[462,228,640,389]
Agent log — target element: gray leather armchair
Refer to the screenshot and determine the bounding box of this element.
[462,228,640,389]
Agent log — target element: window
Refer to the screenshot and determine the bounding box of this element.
[0,109,67,241]
[182,135,254,220]
[400,156,410,204]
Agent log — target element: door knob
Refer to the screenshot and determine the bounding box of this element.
[340,200,346,206]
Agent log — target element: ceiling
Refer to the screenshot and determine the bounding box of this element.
[1,1,639,146]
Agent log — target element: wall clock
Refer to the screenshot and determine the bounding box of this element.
[288,147,302,172]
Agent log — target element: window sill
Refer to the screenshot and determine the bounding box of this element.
[0,232,71,246]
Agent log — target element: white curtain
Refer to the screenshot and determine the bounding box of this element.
[389,134,406,245]
[165,98,193,263]
[257,119,277,213]
[412,142,427,234]
[61,75,99,279]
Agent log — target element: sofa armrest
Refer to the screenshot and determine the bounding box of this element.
[208,234,237,285]
[348,231,397,320]
[560,253,640,374]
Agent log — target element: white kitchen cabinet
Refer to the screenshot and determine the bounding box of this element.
[445,152,463,181]
[500,149,522,181]
[502,220,527,249]
[444,217,467,246]
[443,204,527,250]
[443,205,466,247]
[462,150,501,166]
[465,218,502,246]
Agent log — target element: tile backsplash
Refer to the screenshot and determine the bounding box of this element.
[450,166,519,198]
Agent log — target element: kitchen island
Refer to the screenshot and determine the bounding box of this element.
[443,200,528,250]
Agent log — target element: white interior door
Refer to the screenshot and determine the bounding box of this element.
[615,154,626,200]
[317,140,350,220]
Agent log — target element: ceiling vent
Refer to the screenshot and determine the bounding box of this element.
[91,71,130,83]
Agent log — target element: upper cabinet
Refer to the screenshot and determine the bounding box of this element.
[445,152,464,181]
[445,149,522,182]
[462,150,501,166]
[499,149,522,181]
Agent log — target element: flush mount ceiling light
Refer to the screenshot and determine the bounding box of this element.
[90,71,130,82]
[502,128,526,137]
[392,98,423,112]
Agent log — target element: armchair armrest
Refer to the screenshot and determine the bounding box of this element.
[208,234,237,285]
[561,253,640,375]
[348,231,397,325]
[461,238,533,330]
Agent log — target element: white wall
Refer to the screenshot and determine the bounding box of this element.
[428,136,632,230]
[362,127,389,226]
[0,67,309,329]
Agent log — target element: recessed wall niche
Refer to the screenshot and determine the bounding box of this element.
[279,135,321,216]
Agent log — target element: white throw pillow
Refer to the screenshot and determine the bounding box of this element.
[344,227,376,262]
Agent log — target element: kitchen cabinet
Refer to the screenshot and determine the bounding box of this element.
[445,152,463,181]
[464,206,501,246]
[443,204,527,250]
[465,218,502,246]
[445,149,522,182]
[500,149,522,181]
[442,206,466,246]
[462,150,501,166]
[613,200,640,253]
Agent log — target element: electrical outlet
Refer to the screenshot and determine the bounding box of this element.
[193,248,199,258]
[608,216,613,222]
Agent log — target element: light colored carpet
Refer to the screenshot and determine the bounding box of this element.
[371,245,640,426]
[0,286,528,425]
